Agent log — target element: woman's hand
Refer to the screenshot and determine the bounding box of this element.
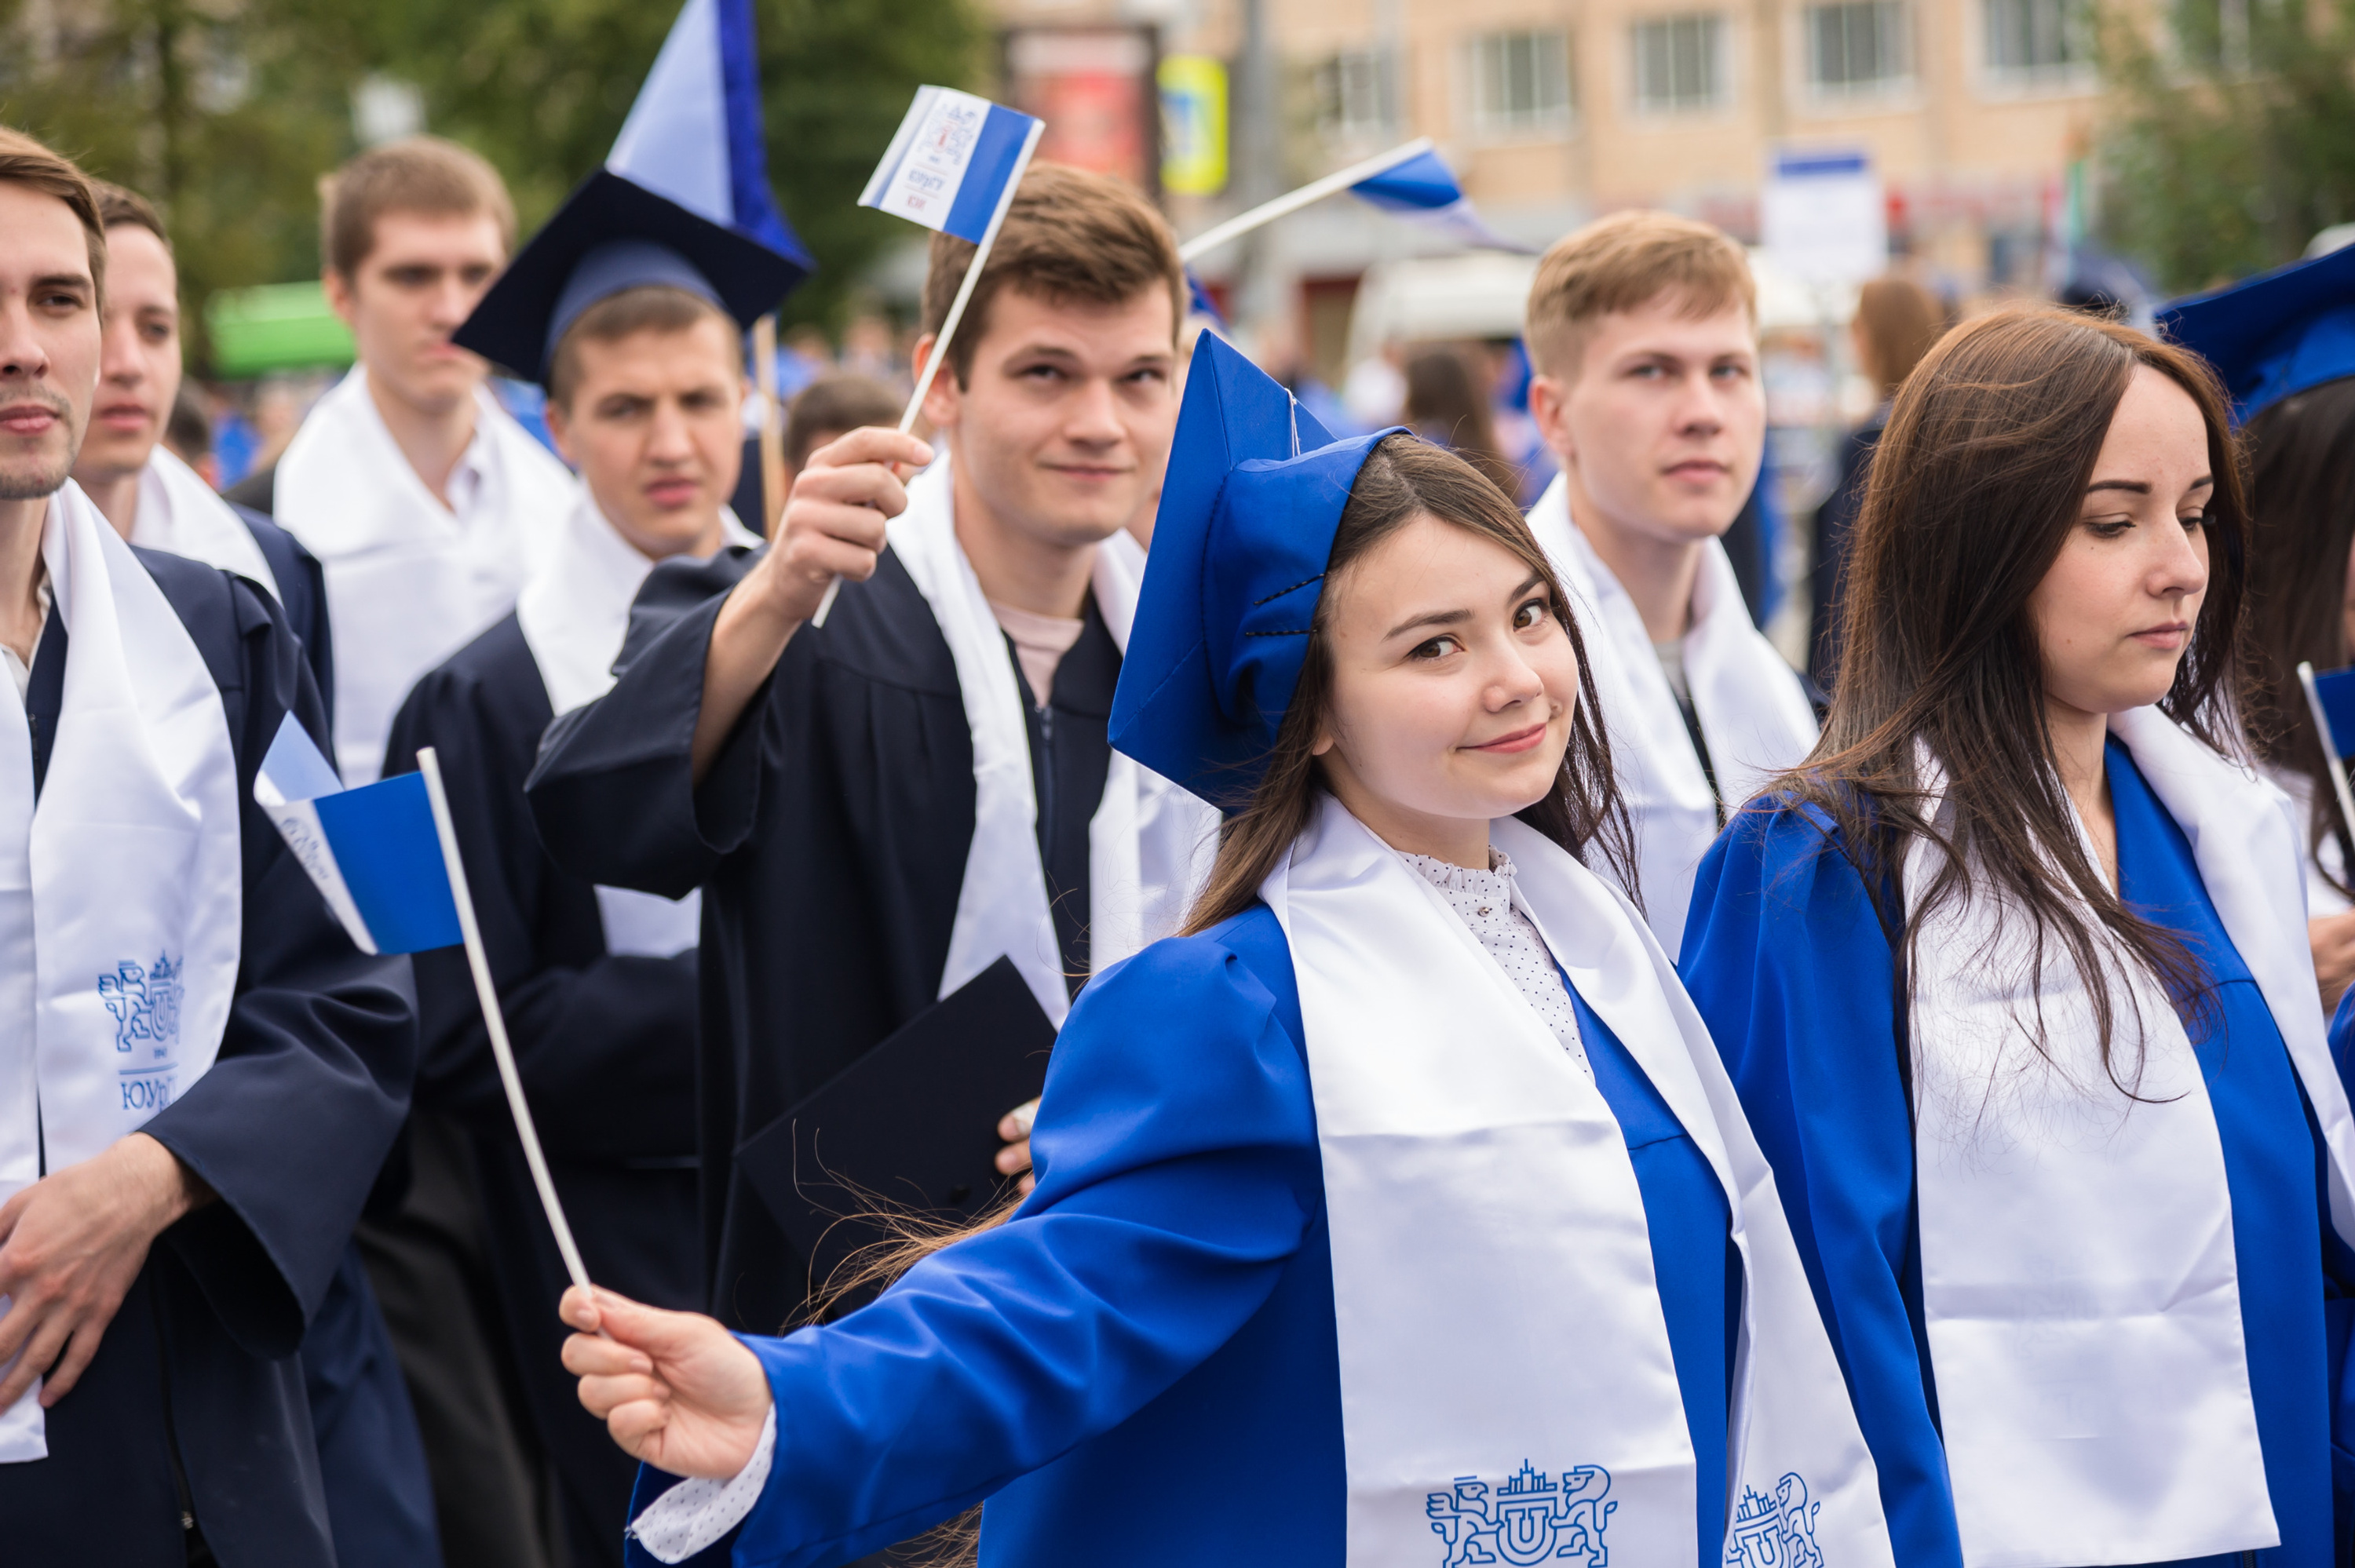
[995,1098,1039,1196]
[561,1285,773,1480]
[2312,910,2355,1012]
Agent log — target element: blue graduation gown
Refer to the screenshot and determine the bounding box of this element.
[627,903,1733,1568]
[1681,739,2355,1568]
[0,549,415,1568]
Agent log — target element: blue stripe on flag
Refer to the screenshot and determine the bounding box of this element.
[715,0,798,253]
[314,775,464,955]
[941,104,1035,244]
[2315,666,2355,759]
[1353,149,1463,213]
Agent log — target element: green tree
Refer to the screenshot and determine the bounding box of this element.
[361,0,985,328]
[2098,0,2355,291]
[0,0,367,356]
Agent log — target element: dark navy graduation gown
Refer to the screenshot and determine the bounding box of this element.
[623,903,1734,1568]
[233,501,335,725]
[1681,738,2355,1568]
[385,611,704,1564]
[0,549,414,1568]
[524,545,1119,1336]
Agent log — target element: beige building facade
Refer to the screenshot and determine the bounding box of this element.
[989,0,2105,363]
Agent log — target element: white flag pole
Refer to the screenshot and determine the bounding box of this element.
[1177,137,1434,265]
[809,115,1047,629]
[2298,661,2355,853]
[415,747,593,1300]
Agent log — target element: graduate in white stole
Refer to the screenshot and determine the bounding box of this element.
[1681,305,2355,1568]
[550,334,1891,1568]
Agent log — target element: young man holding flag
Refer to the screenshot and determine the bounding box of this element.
[385,168,800,1566]
[0,125,415,1568]
[528,161,1215,1339]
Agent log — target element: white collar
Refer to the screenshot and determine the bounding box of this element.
[133,445,280,600]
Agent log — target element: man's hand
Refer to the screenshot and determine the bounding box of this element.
[995,1099,1038,1196]
[0,1132,210,1409]
[2313,910,2355,1012]
[562,1285,772,1480]
[692,427,933,781]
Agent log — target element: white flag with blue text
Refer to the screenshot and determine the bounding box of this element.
[859,86,1042,245]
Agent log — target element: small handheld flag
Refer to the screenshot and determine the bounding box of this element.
[1177,138,1528,265]
[2298,661,2355,851]
[809,87,1044,627]
[254,714,593,1301]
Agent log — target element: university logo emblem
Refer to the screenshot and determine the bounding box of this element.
[100,952,184,1056]
[1427,1460,1614,1567]
[1724,1472,1824,1568]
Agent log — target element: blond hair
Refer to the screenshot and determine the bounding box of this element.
[1524,210,1754,380]
[319,136,514,279]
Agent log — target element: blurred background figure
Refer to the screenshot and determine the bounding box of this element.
[2242,379,2355,1007]
[1401,343,1517,495]
[165,383,218,486]
[1807,276,1945,691]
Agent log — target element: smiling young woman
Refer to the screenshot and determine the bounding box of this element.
[1680,304,2355,1568]
[550,342,1898,1568]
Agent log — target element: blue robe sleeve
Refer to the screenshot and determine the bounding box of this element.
[633,917,1322,1568]
[1678,802,1963,1568]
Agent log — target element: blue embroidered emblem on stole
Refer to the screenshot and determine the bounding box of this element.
[1426,1461,1614,1566]
[1724,1473,1823,1568]
[100,952,184,1056]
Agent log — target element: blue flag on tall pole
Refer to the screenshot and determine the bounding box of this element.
[1178,138,1531,265]
[2299,661,2355,855]
[608,0,797,253]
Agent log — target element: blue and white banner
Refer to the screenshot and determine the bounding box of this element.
[1351,147,1532,253]
[254,713,462,957]
[607,0,799,253]
[859,86,1042,246]
[2309,664,2355,757]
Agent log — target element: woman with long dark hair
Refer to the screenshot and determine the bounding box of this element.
[549,339,1895,1567]
[1681,305,2355,1568]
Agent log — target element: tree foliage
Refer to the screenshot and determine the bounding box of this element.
[2098,0,2355,291]
[0,0,983,355]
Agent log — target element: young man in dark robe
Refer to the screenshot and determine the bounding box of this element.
[528,163,1213,1337]
[65,177,440,1568]
[385,171,801,1565]
[0,126,414,1568]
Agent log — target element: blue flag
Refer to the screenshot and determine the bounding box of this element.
[860,86,1042,246]
[2309,665,2355,760]
[1351,148,1532,253]
[607,0,798,254]
[254,714,462,956]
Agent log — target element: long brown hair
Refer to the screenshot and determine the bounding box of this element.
[1185,432,1636,933]
[1795,304,2252,1084]
[2241,376,2355,896]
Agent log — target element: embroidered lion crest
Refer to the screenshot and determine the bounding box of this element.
[1724,1472,1824,1568]
[1428,1461,1614,1566]
[100,953,184,1056]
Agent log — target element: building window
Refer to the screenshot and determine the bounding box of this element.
[1313,49,1397,140]
[1633,14,1729,112]
[1466,29,1573,137]
[1984,0,2089,76]
[1805,1,1909,89]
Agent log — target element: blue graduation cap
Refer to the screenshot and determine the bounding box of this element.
[608,0,797,254]
[1111,334,1395,808]
[2160,241,2355,421]
[451,168,811,385]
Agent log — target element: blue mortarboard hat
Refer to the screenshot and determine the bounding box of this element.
[2160,240,2355,421]
[453,168,812,385]
[1112,333,1398,809]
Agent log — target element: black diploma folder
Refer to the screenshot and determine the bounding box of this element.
[736,955,1058,1307]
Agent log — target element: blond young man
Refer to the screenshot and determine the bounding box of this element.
[257,136,573,786]
[528,164,1218,1340]
[1523,211,1819,952]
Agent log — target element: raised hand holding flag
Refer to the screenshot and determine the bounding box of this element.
[805,86,1043,625]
